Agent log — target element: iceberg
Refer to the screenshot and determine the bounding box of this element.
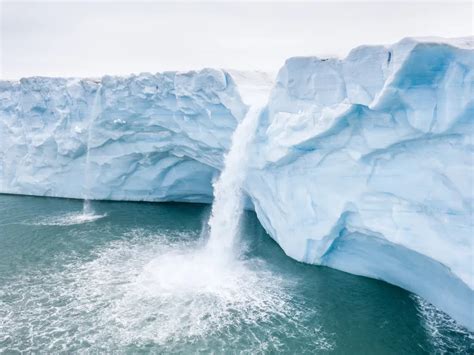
[0,37,472,330]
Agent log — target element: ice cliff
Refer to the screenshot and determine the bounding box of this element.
[0,69,246,202]
[1,37,473,330]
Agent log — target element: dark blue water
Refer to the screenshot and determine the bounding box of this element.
[0,195,472,353]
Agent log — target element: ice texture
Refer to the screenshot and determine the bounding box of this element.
[1,37,473,330]
[0,69,245,202]
[245,37,474,330]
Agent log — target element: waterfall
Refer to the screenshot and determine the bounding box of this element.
[206,105,262,258]
[83,86,102,216]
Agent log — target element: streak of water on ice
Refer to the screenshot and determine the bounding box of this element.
[31,87,107,226]
[83,86,102,215]
[82,85,103,218]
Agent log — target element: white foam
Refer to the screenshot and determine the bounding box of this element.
[0,230,332,352]
[31,210,106,226]
[112,247,292,344]
[412,295,474,351]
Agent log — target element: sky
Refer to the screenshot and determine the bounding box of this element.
[0,1,472,79]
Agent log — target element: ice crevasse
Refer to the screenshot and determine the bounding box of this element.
[1,37,473,330]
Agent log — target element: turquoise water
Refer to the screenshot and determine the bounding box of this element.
[0,195,472,353]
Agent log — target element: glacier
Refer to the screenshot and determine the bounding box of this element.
[1,37,473,330]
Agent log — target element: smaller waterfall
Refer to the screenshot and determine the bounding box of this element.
[206,105,263,258]
[83,86,102,216]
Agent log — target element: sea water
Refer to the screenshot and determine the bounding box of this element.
[0,195,472,353]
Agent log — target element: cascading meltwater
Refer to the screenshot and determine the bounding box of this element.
[83,85,102,216]
[206,105,263,259]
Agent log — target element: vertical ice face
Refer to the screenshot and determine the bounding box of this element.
[245,37,474,330]
[0,70,247,203]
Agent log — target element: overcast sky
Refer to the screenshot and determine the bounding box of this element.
[1,1,472,79]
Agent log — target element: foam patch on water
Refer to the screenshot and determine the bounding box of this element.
[0,229,334,352]
[412,295,474,352]
[30,211,107,226]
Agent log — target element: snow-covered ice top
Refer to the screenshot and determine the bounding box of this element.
[1,37,473,330]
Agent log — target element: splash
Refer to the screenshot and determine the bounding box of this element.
[0,230,327,352]
[412,295,474,352]
[30,211,106,226]
[206,105,262,258]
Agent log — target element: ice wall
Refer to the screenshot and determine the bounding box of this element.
[245,37,474,329]
[0,69,246,202]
